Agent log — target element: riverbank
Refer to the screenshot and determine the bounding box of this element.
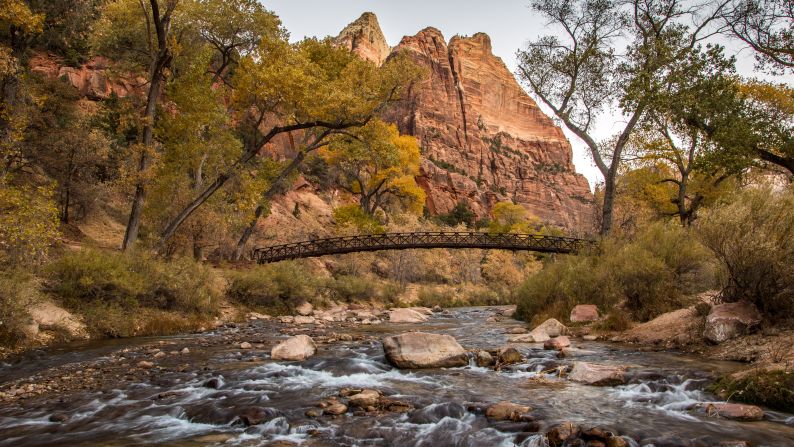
[1,306,792,446]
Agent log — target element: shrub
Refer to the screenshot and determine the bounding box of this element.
[0,271,40,347]
[47,249,221,337]
[516,222,713,324]
[324,274,402,305]
[697,188,794,321]
[416,286,457,308]
[225,262,317,314]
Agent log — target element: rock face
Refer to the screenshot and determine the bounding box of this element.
[570,304,599,322]
[381,25,594,230]
[704,301,762,344]
[271,335,317,361]
[382,332,468,368]
[568,362,627,386]
[29,53,144,100]
[336,12,391,66]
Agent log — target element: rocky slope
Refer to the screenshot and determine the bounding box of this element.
[340,14,595,230]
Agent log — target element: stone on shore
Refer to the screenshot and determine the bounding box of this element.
[388,308,429,323]
[570,304,599,322]
[296,302,314,316]
[509,329,550,343]
[532,318,567,337]
[293,315,316,325]
[382,332,468,368]
[568,362,627,386]
[704,301,762,344]
[544,336,571,350]
[271,335,316,361]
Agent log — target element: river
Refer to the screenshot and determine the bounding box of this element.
[0,307,792,446]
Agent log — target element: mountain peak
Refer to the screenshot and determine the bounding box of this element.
[336,12,391,66]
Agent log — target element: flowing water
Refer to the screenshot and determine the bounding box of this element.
[1,307,793,446]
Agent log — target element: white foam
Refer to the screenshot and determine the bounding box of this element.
[246,363,440,390]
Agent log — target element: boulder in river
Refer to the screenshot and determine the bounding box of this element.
[293,315,315,325]
[704,402,764,421]
[475,350,495,367]
[388,308,429,323]
[703,301,762,344]
[485,401,533,421]
[271,335,316,361]
[543,336,571,350]
[570,304,599,322]
[509,329,550,343]
[547,421,580,445]
[532,318,567,337]
[568,362,627,386]
[348,389,381,408]
[236,407,283,426]
[496,346,523,365]
[382,332,468,368]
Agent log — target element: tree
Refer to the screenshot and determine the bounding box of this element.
[437,201,477,228]
[721,0,794,73]
[517,0,730,234]
[92,0,180,250]
[488,202,542,234]
[323,119,425,217]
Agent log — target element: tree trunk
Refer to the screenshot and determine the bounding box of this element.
[121,0,173,251]
[600,171,617,235]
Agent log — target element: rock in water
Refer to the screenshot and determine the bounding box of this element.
[382,332,468,368]
[532,318,568,337]
[388,308,429,323]
[570,304,599,322]
[543,336,571,350]
[705,403,764,421]
[271,335,317,361]
[509,329,551,343]
[485,401,533,421]
[703,301,762,344]
[568,362,627,386]
[348,389,381,408]
[475,350,495,367]
[497,347,523,365]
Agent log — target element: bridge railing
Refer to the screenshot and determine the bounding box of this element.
[252,231,597,264]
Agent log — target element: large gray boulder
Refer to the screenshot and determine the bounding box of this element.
[382,332,468,368]
[388,308,429,323]
[703,301,762,344]
[532,318,568,337]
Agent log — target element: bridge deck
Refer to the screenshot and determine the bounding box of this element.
[253,232,596,264]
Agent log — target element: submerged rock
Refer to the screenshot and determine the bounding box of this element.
[568,362,627,386]
[570,304,600,322]
[703,301,762,344]
[271,335,316,361]
[236,407,283,426]
[382,332,468,368]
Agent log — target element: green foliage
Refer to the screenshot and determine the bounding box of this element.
[324,274,402,306]
[516,222,713,324]
[710,370,794,413]
[225,262,317,314]
[436,201,476,228]
[47,249,221,322]
[697,188,794,320]
[28,0,102,66]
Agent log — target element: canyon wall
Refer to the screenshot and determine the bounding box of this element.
[339,14,595,231]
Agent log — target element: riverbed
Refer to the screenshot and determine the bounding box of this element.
[1,307,792,446]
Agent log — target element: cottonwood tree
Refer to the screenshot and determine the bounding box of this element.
[721,0,793,73]
[322,119,425,217]
[92,0,180,250]
[159,40,423,256]
[517,0,730,234]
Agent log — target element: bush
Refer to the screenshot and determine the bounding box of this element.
[709,370,794,413]
[324,274,402,305]
[225,262,317,314]
[516,222,713,324]
[0,271,40,347]
[697,188,794,321]
[47,249,221,336]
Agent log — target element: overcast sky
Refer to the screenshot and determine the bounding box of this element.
[266,0,788,189]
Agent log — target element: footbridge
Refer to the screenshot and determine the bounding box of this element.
[253,232,596,264]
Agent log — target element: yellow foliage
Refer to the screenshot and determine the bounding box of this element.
[0,182,60,266]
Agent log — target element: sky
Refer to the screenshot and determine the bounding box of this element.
[265,0,787,189]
